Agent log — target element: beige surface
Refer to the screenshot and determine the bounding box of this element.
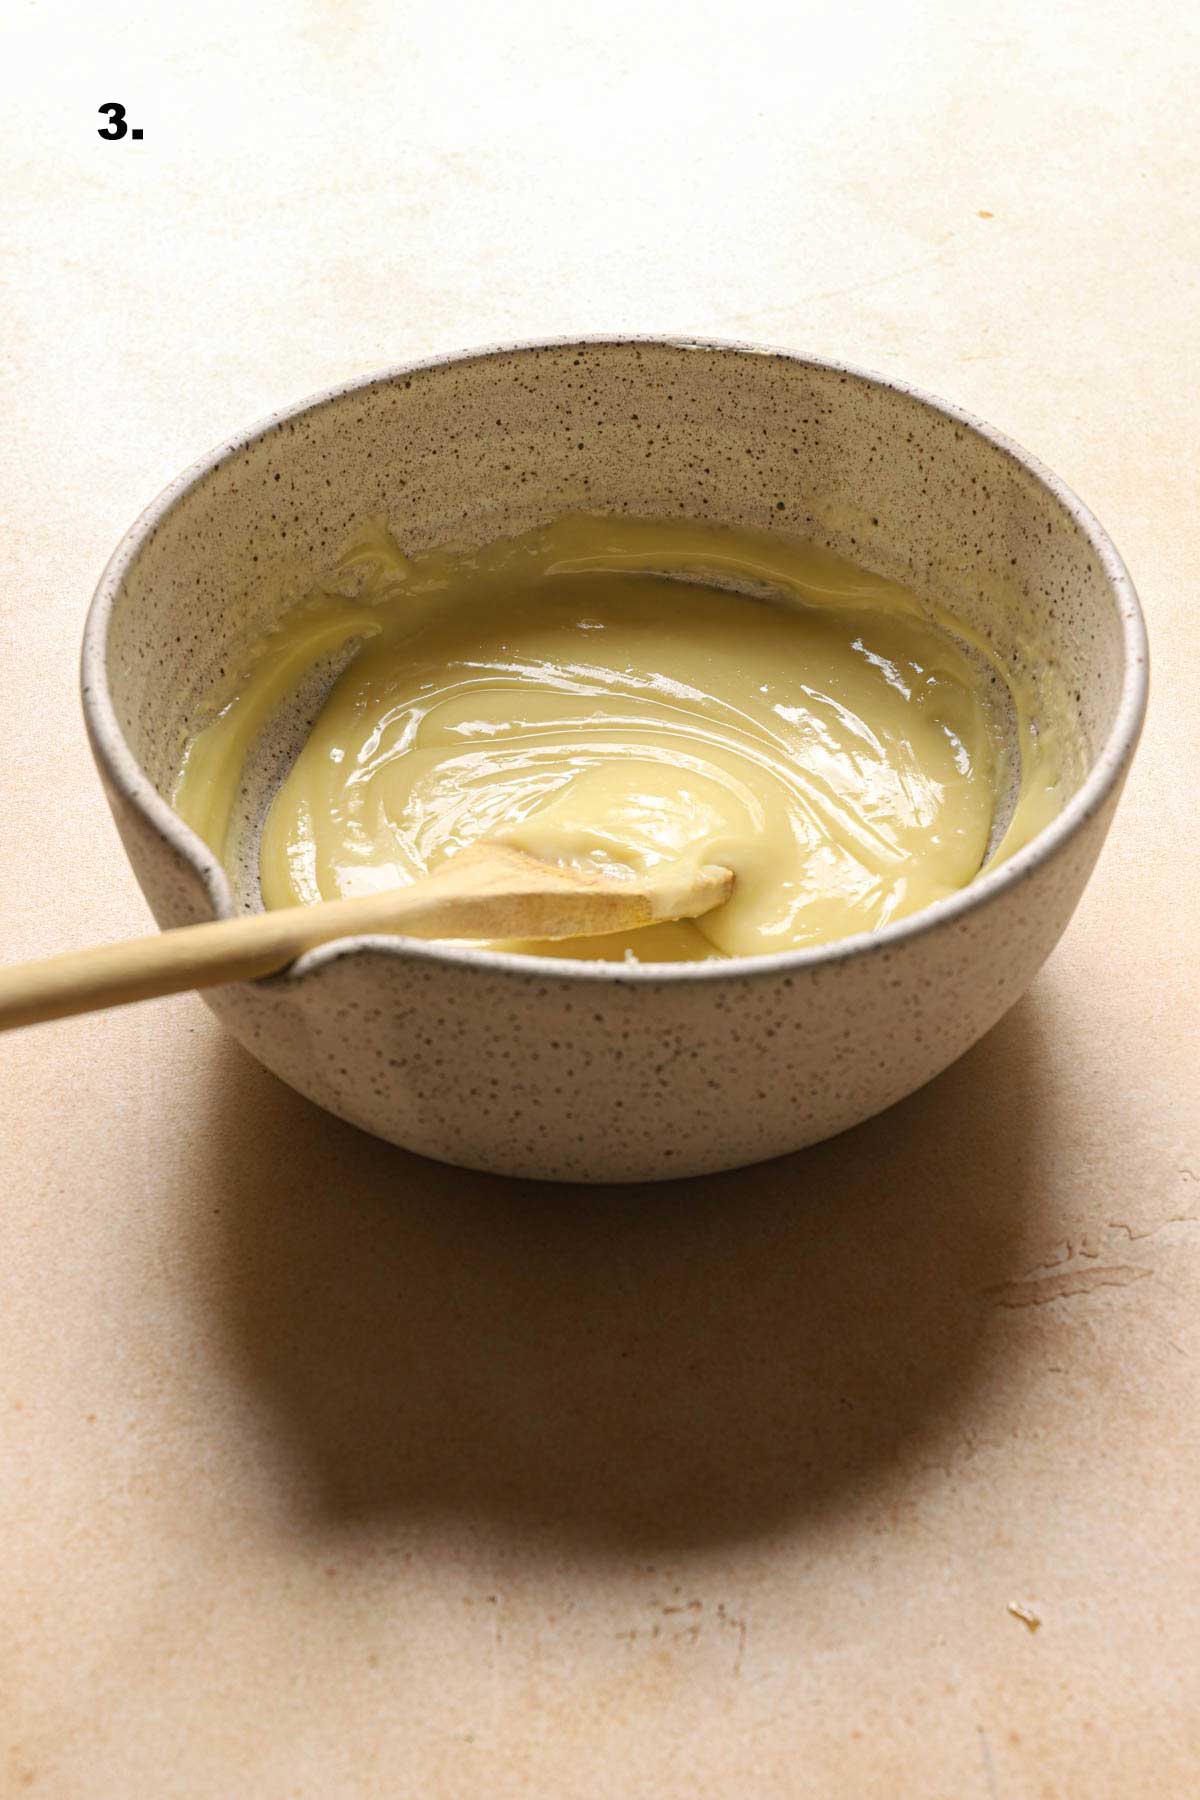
[3,1,1198,1793]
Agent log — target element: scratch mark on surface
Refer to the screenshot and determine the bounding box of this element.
[716,1603,747,1678]
[977,1724,1000,1799]
[985,1265,1151,1308]
[1108,1214,1198,1242]
[704,235,957,332]
[491,1603,504,1733]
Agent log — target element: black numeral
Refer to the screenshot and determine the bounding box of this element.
[98,103,142,141]
[98,102,127,140]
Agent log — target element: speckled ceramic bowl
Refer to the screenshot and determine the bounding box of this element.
[83,338,1147,1181]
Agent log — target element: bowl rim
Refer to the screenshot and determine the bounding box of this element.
[82,333,1149,988]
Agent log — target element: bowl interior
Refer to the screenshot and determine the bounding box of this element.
[97,341,1135,917]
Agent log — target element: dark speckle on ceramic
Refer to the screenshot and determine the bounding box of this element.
[81,339,1148,1181]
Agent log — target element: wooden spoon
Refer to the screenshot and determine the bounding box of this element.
[0,843,733,1032]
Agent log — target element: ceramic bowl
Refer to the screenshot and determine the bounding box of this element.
[82,338,1147,1181]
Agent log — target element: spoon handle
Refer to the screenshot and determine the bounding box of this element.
[0,845,729,1031]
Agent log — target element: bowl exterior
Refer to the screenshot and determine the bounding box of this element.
[95,755,1123,1182]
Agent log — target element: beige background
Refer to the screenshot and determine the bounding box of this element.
[3,1,1198,1794]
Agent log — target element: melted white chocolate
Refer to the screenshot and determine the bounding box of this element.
[174,515,1065,962]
